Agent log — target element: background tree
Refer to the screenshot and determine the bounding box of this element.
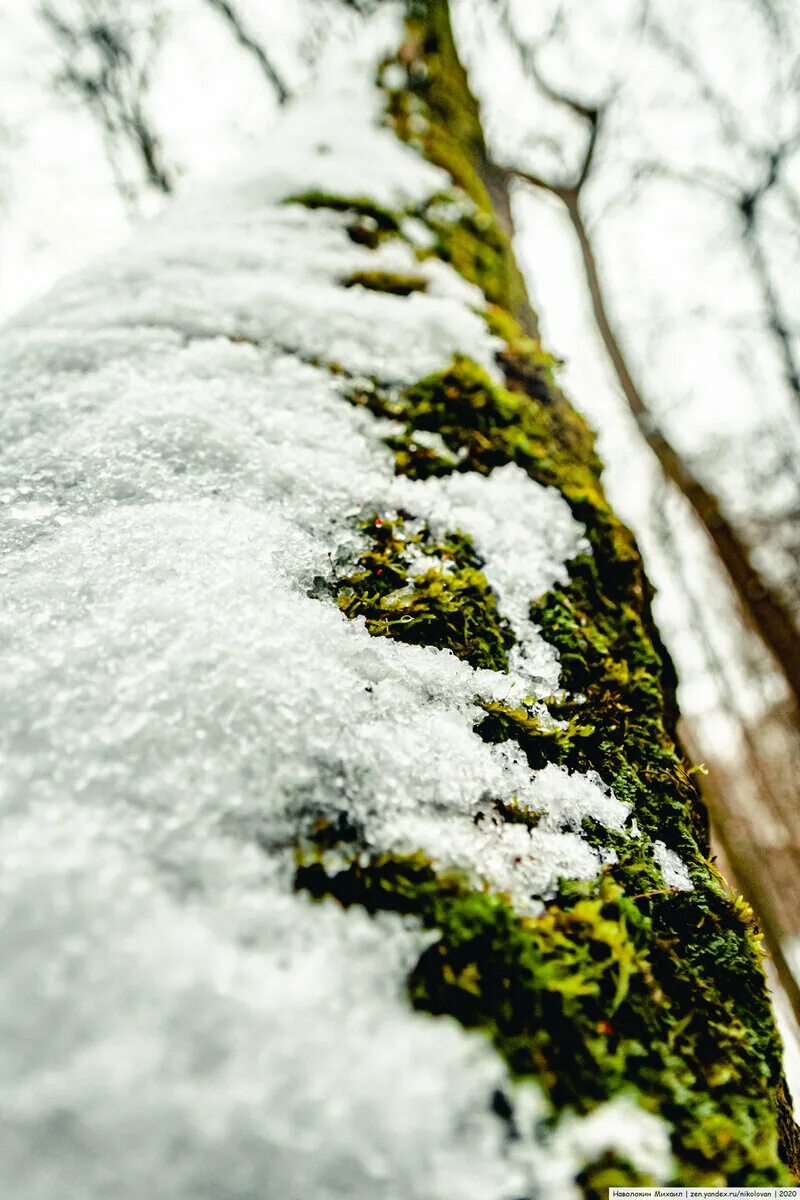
[40,0,174,210]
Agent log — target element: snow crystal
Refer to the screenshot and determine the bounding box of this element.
[0,4,676,1195]
[390,464,589,692]
[521,762,633,834]
[531,1093,675,1191]
[653,839,694,892]
[14,209,501,385]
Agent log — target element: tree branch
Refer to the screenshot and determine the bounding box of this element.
[506,160,800,711]
[203,0,291,105]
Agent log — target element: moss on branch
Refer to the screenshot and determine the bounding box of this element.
[331,513,514,672]
[287,0,799,1186]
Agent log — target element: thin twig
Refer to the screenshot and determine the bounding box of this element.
[204,0,291,104]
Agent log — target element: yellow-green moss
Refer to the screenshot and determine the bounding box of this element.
[346,352,605,507]
[285,0,799,1185]
[410,191,518,309]
[283,190,402,233]
[341,268,428,295]
[296,842,794,1185]
[331,513,514,672]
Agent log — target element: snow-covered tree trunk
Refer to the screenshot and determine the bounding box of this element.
[1,2,797,1195]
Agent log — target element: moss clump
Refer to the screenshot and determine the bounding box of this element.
[283,190,402,233]
[296,844,794,1185]
[528,552,702,850]
[412,192,517,310]
[283,190,405,250]
[347,350,654,641]
[347,352,602,495]
[478,700,596,769]
[332,513,514,672]
[312,344,799,1180]
[336,343,798,1176]
[297,849,647,1109]
[577,1153,656,1197]
[282,0,799,1183]
[341,269,428,295]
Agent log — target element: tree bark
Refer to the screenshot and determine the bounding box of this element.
[0,1,796,1195]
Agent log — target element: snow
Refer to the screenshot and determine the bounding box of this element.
[535,1093,674,1187]
[0,5,678,1196]
[390,464,589,693]
[653,839,694,891]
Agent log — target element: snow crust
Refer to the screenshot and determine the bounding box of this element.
[390,464,589,691]
[653,838,694,891]
[0,6,678,1195]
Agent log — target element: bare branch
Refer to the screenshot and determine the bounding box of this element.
[493,0,597,120]
[203,0,291,105]
[41,0,174,202]
[490,0,608,193]
[740,214,800,416]
[499,164,572,203]
[645,11,762,158]
[629,159,738,203]
[505,162,800,710]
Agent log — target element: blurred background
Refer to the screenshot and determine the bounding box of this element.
[2,0,799,1090]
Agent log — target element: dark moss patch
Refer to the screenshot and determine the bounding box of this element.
[283,190,402,234]
[341,269,428,295]
[296,844,793,1185]
[280,0,800,1183]
[331,512,514,672]
[577,1152,655,1198]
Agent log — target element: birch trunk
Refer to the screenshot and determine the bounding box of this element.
[0,1,797,1195]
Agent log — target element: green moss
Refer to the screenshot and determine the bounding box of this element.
[341,268,428,295]
[296,843,793,1184]
[283,190,402,233]
[332,341,798,1180]
[308,345,799,1180]
[411,191,517,309]
[378,3,535,326]
[576,1153,656,1197]
[527,552,701,846]
[331,513,514,672]
[347,352,602,496]
[478,700,596,769]
[281,0,799,1184]
[297,850,646,1109]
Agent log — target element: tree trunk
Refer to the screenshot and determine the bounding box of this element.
[0,2,796,1195]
